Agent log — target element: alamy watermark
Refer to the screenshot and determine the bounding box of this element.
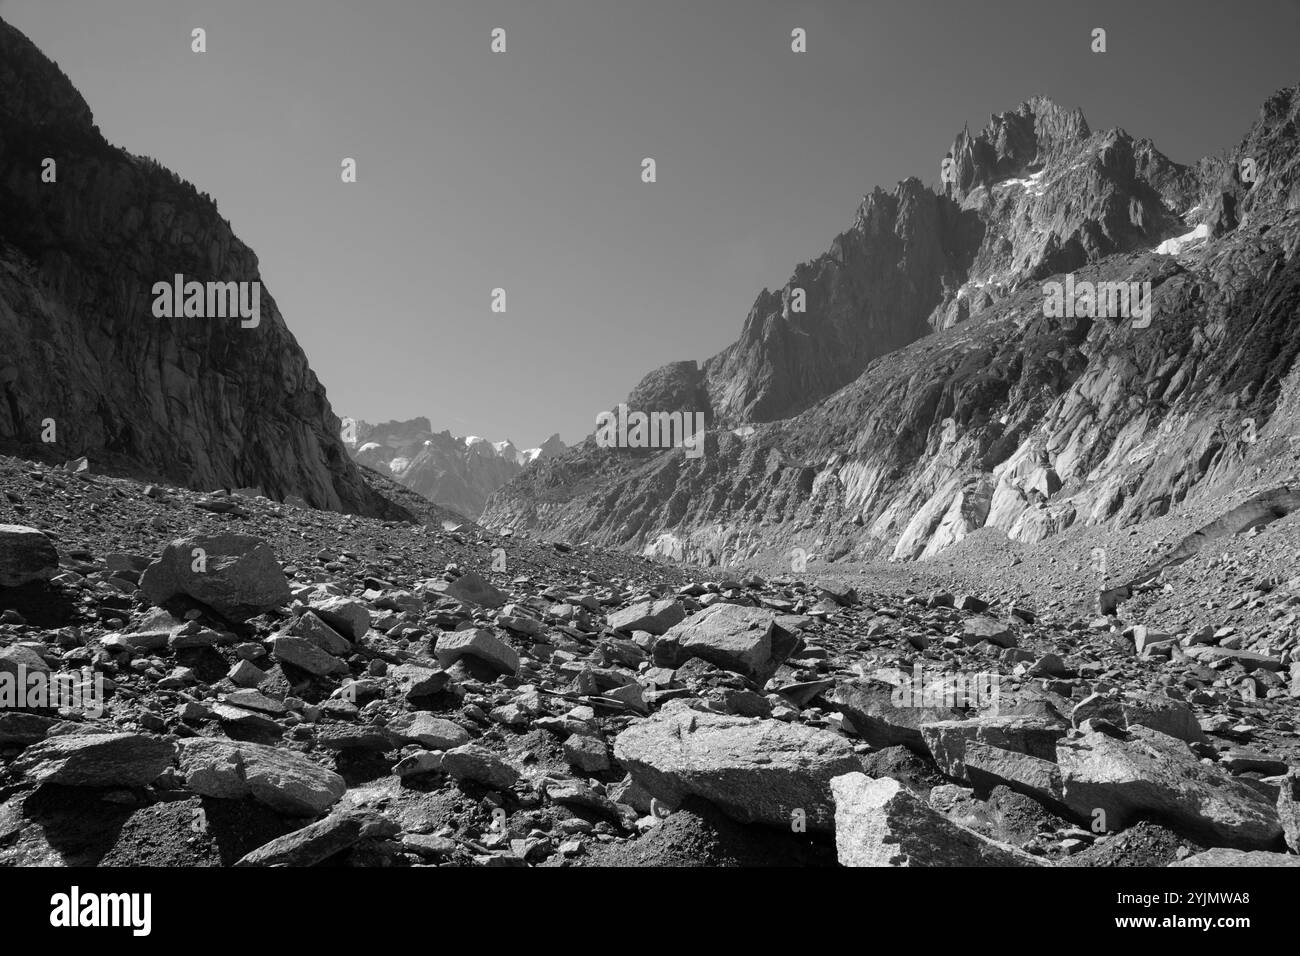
[1043,274,1151,329]
[595,403,705,459]
[151,274,261,328]
[0,665,105,718]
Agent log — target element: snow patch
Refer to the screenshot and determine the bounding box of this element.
[1154,222,1210,256]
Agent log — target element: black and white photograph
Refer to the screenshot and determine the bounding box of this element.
[0,0,1296,935]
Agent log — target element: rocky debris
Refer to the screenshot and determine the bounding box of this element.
[0,524,58,586]
[1057,725,1283,850]
[613,705,860,831]
[177,738,346,816]
[140,533,291,621]
[438,570,507,609]
[652,603,798,686]
[831,774,1042,866]
[14,733,175,787]
[1170,848,1300,867]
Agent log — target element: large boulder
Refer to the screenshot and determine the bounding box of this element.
[921,715,1066,783]
[439,570,507,609]
[612,705,860,831]
[14,732,176,787]
[607,599,686,636]
[140,533,291,621]
[177,738,346,816]
[831,773,1043,866]
[434,628,519,675]
[653,604,798,685]
[0,525,58,587]
[829,676,965,753]
[1070,691,1205,744]
[1056,725,1282,849]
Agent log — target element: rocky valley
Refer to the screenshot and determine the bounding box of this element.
[0,8,1297,880]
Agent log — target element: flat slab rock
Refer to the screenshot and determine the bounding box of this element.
[1057,724,1282,850]
[14,732,176,787]
[177,738,346,817]
[612,704,860,831]
[1169,848,1300,867]
[831,773,1043,867]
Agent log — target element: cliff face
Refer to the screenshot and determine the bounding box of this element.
[485,87,1300,565]
[345,417,565,519]
[0,20,399,517]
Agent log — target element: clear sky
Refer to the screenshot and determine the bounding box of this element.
[6,0,1297,447]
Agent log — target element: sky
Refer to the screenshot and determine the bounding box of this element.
[5,0,1298,448]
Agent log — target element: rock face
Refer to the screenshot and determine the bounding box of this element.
[344,417,565,518]
[1057,725,1282,850]
[0,19,398,518]
[612,706,861,831]
[485,87,1300,570]
[0,524,58,586]
[140,533,291,621]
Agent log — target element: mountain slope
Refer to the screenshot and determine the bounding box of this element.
[484,87,1300,567]
[0,18,400,518]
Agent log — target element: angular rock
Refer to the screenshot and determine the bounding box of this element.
[14,732,175,787]
[1071,692,1206,744]
[1057,725,1282,849]
[921,715,1066,783]
[607,599,686,636]
[434,628,519,676]
[309,595,371,640]
[0,525,58,587]
[829,676,965,752]
[177,738,346,816]
[1170,848,1300,867]
[386,713,470,749]
[441,570,507,609]
[441,745,519,789]
[140,533,291,621]
[268,636,349,677]
[653,604,799,686]
[612,707,860,831]
[831,773,1042,866]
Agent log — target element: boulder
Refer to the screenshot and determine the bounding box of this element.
[1057,725,1282,849]
[653,604,799,685]
[14,732,175,787]
[434,628,519,676]
[140,533,291,621]
[0,525,58,587]
[612,706,859,831]
[607,599,686,636]
[177,738,346,816]
[830,773,1043,866]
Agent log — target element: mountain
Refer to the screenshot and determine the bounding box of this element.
[0,18,400,518]
[484,87,1300,567]
[344,417,565,518]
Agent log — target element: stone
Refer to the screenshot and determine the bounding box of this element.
[829,676,965,752]
[434,628,519,676]
[140,533,291,621]
[612,706,860,831]
[177,738,346,816]
[14,733,176,787]
[1056,725,1282,849]
[607,599,686,636]
[441,745,519,789]
[308,595,371,640]
[386,713,470,749]
[1278,769,1300,853]
[564,734,611,772]
[831,773,1042,866]
[0,525,58,587]
[268,636,349,677]
[653,604,799,685]
[1071,692,1206,744]
[285,611,352,657]
[391,663,449,701]
[236,811,381,866]
[962,616,1017,648]
[921,715,1065,782]
[441,570,507,609]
